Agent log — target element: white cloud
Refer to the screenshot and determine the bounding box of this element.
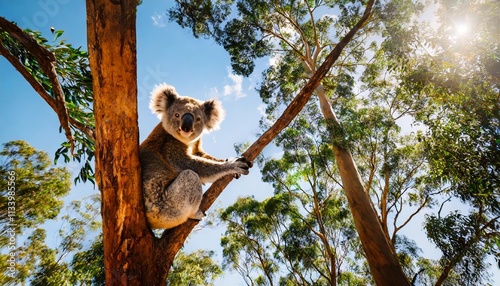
[257,104,267,117]
[268,53,283,67]
[320,14,337,21]
[207,87,220,98]
[151,12,166,28]
[223,70,246,99]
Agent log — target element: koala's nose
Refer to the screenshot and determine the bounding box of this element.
[181,113,195,132]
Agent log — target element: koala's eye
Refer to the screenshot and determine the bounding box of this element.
[196,117,202,122]
[175,113,180,118]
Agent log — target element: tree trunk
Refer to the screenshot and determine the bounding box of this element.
[333,145,410,286]
[316,88,410,286]
[86,1,169,285]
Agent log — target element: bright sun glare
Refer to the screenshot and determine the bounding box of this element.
[455,23,470,37]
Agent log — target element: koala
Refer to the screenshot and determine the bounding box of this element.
[140,83,252,229]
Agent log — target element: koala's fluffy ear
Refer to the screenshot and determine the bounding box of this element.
[203,99,225,131]
[149,83,178,119]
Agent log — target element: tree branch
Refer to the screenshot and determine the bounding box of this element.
[0,16,76,151]
[0,39,95,141]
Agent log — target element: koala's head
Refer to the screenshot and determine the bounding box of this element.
[149,83,225,144]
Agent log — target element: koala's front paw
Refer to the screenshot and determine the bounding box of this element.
[233,157,253,179]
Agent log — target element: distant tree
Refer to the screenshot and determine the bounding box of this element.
[418,1,499,283]
[0,141,100,285]
[355,0,500,284]
[166,250,222,286]
[0,140,71,244]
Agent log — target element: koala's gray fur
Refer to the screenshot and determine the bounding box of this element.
[140,83,252,229]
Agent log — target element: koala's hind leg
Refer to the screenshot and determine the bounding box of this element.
[167,169,205,222]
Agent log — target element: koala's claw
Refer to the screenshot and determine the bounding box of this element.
[235,157,253,169]
[231,157,253,179]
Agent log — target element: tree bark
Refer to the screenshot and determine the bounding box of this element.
[86,1,168,285]
[316,81,409,286]
[332,145,410,286]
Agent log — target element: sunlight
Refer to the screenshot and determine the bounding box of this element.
[455,23,470,37]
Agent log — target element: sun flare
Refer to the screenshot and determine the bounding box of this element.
[455,23,470,37]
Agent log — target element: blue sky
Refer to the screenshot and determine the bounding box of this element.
[1,0,499,284]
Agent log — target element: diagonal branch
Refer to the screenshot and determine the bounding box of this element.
[0,16,77,151]
[161,0,375,270]
[0,39,95,141]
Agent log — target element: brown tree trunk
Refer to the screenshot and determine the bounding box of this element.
[86,0,168,285]
[315,78,409,285]
[333,145,410,286]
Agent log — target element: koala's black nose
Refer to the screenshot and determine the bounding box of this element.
[181,113,195,132]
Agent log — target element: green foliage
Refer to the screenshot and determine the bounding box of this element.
[0,191,101,285]
[424,211,494,285]
[221,108,367,285]
[167,250,223,286]
[258,51,306,120]
[70,235,105,286]
[170,0,372,77]
[168,0,231,39]
[423,88,499,208]
[1,28,95,184]
[0,140,71,240]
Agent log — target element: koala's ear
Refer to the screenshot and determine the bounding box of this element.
[203,99,226,131]
[149,83,178,119]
